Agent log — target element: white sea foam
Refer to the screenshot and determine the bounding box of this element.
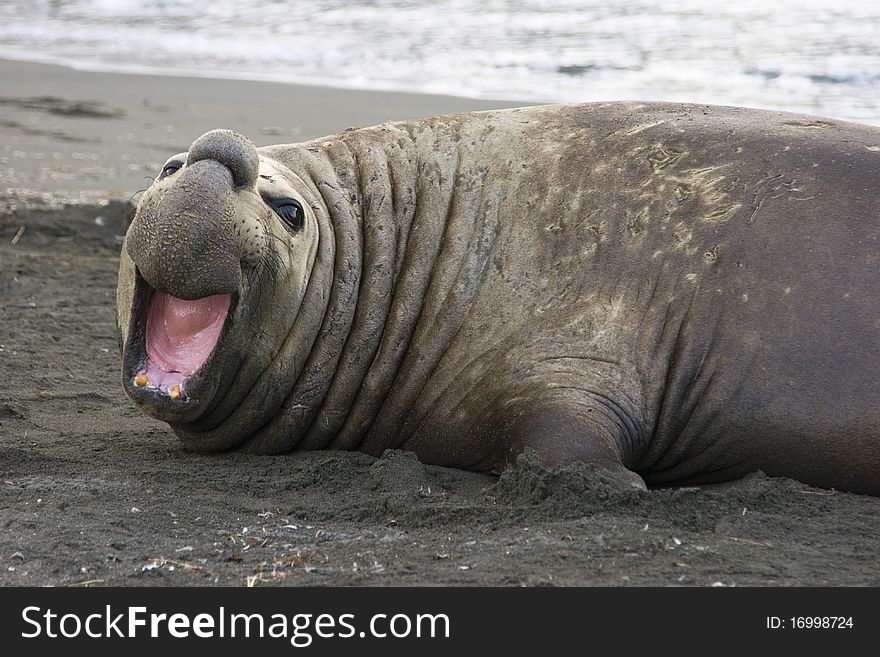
[0,0,877,124]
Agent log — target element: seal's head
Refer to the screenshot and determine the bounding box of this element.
[116,129,319,425]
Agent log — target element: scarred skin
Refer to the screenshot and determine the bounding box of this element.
[117,102,880,495]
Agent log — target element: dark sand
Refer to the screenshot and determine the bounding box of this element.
[1,59,878,587]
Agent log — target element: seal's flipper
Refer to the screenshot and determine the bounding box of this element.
[495,398,647,491]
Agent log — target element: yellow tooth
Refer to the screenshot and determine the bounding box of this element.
[170,385,181,400]
[134,374,149,387]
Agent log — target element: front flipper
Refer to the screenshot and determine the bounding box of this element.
[495,398,648,491]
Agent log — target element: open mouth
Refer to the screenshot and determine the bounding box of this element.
[125,273,233,408]
[137,290,230,398]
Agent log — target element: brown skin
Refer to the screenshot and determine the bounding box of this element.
[118,102,880,495]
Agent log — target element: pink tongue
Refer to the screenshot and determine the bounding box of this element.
[145,291,230,377]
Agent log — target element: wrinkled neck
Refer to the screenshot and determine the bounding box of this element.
[236,128,420,452]
[245,120,489,453]
[293,120,503,454]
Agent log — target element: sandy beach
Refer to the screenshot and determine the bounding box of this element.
[0,58,515,201]
[1,58,879,587]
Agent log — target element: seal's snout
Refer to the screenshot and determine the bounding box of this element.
[124,128,270,302]
[126,157,243,299]
[187,129,259,189]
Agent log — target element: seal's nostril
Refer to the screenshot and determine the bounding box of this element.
[186,129,259,189]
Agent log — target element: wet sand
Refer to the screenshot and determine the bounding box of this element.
[1,58,878,586]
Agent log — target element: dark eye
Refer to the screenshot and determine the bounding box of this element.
[159,161,182,180]
[273,200,305,232]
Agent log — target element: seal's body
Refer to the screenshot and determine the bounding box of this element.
[117,103,880,494]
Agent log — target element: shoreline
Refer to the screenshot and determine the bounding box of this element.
[0,58,520,203]
[0,47,538,106]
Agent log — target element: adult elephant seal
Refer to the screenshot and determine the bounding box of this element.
[117,102,880,495]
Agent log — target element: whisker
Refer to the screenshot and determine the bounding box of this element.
[266,231,292,251]
[128,187,149,205]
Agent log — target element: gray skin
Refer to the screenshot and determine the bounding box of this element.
[117,102,880,495]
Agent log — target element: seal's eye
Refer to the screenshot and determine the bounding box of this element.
[272,200,305,232]
[159,161,182,180]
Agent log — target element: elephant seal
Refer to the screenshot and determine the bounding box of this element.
[117,102,880,495]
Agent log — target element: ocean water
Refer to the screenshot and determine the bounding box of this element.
[0,0,878,124]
